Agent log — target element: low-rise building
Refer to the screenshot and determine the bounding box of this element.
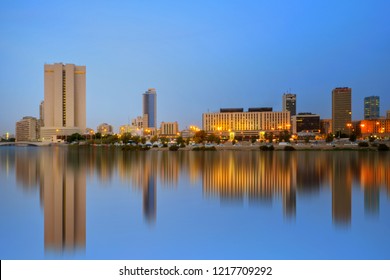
[202,108,290,137]
[291,113,320,134]
[160,122,179,137]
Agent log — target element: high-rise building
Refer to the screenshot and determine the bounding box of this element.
[387,110,390,119]
[282,93,297,117]
[142,88,157,129]
[364,96,380,120]
[15,116,39,142]
[332,87,352,134]
[41,63,86,141]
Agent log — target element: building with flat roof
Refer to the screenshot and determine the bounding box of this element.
[16,116,39,142]
[160,122,179,137]
[364,96,380,120]
[203,108,290,137]
[41,63,86,141]
[282,93,296,116]
[291,113,320,134]
[332,87,351,134]
[143,88,157,129]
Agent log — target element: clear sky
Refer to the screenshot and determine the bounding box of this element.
[1,0,390,135]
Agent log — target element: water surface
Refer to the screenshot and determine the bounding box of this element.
[0,146,389,259]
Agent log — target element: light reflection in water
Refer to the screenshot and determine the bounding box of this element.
[1,146,390,254]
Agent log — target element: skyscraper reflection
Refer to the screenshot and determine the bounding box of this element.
[40,147,86,252]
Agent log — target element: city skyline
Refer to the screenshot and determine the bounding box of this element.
[1,1,390,135]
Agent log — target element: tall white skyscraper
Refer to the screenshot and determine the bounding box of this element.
[41,63,86,141]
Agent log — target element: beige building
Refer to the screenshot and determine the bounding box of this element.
[387,110,390,119]
[41,63,86,141]
[332,87,351,134]
[202,108,291,137]
[160,121,179,136]
[15,116,39,142]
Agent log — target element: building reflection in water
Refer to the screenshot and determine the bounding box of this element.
[2,146,390,252]
[40,147,86,252]
[10,147,87,253]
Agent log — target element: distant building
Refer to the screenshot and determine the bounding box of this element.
[364,96,380,120]
[143,88,157,129]
[291,113,320,134]
[119,124,142,136]
[16,116,39,142]
[332,87,352,134]
[41,63,86,141]
[97,123,113,136]
[39,101,44,127]
[132,116,144,129]
[320,119,332,135]
[282,93,297,117]
[386,110,390,119]
[203,108,290,137]
[359,119,390,138]
[160,122,179,137]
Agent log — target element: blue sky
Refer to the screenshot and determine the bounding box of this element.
[1,0,390,134]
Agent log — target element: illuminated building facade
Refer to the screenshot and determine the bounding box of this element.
[202,108,290,136]
[364,96,380,120]
[41,63,86,141]
[359,119,390,137]
[332,87,352,134]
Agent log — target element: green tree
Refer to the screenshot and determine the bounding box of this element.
[251,136,257,144]
[176,136,185,146]
[349,133,357,142]
[193,130,207,144]
[150,135,158,143]
[121,133,132,144]
[278,130,291,142]
[67,133,84,143]
[132,135,141,144]
[95,132,102,140]
[325,133,334,143]
[265,132,274,143]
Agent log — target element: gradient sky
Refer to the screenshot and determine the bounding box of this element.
[1,0,390,135]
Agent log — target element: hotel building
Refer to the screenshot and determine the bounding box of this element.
[202,108,291,137]
[41,63,86,141]
[332,87,352,134]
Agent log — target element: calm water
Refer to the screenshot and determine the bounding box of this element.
[1,146,389,260]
